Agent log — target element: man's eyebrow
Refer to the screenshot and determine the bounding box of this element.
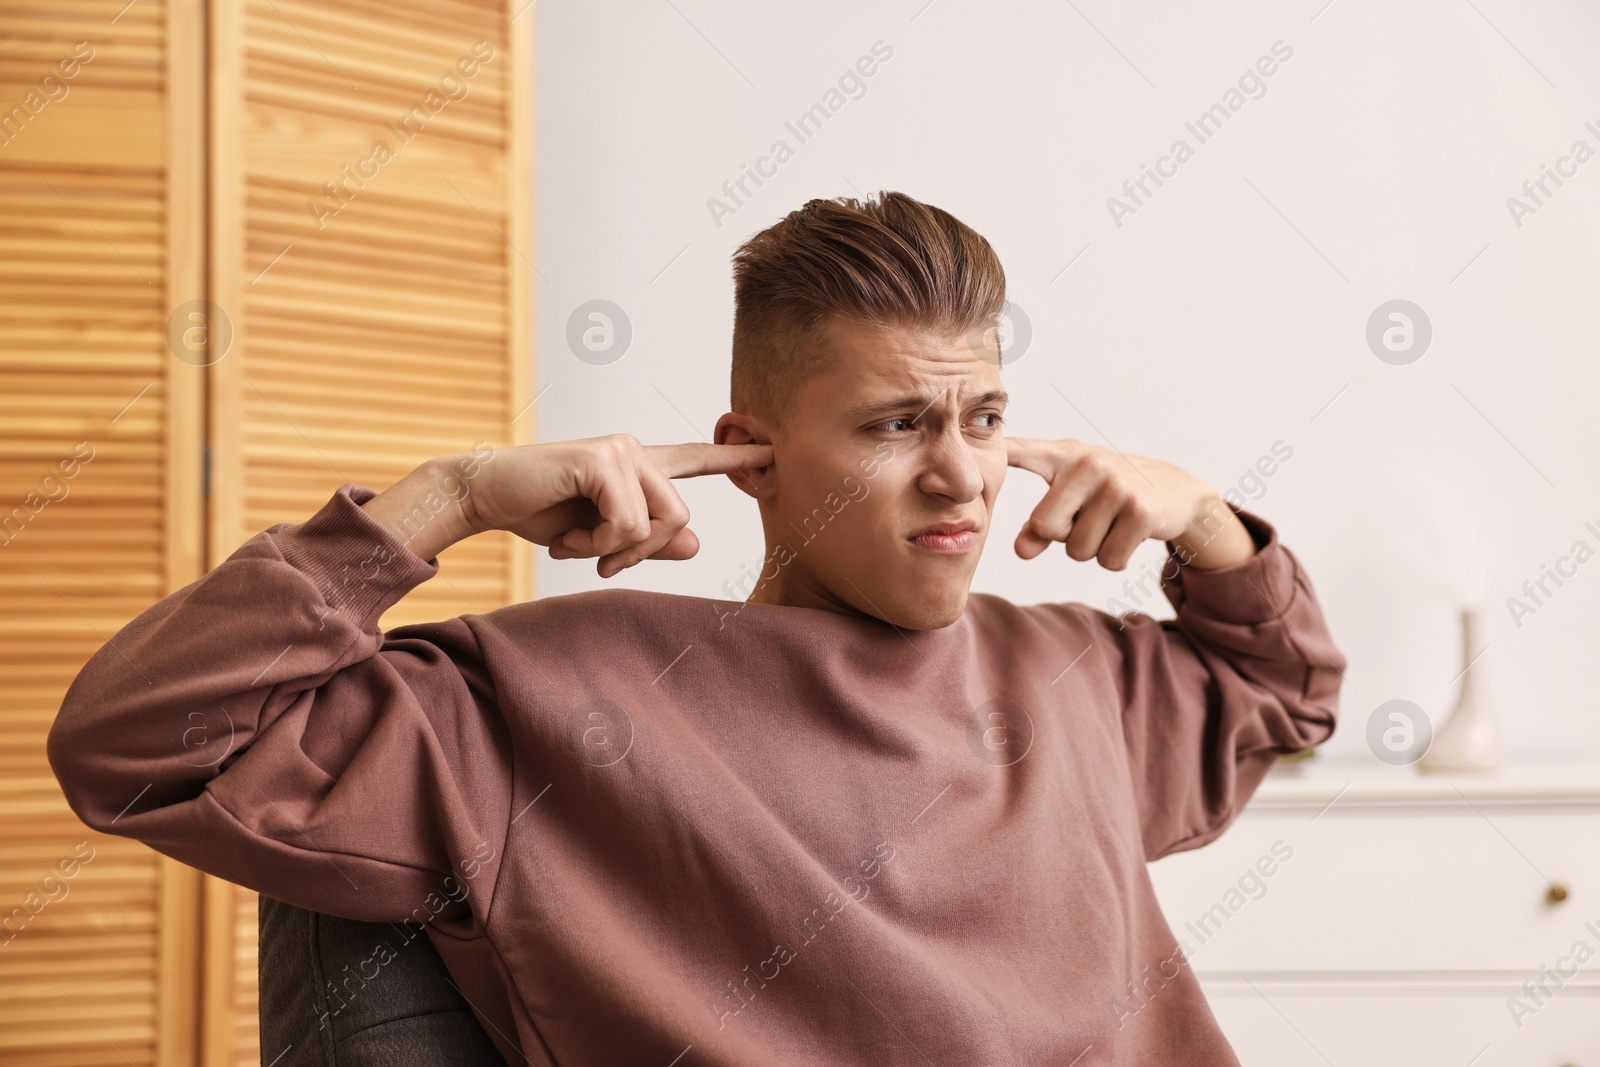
[843,389,1010,421]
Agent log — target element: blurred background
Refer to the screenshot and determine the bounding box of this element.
[4,0,1599,1064]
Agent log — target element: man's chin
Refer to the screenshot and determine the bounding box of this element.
[868,586,971,631]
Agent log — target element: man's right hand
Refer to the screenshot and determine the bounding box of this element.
[362,434,773,578]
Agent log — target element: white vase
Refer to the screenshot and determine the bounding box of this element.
[1418,604,1501,774]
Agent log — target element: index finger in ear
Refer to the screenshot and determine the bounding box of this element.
[998,438,1088,479]
[645,442,774,479]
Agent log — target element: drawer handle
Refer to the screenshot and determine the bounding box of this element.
[1546,882,1570,905]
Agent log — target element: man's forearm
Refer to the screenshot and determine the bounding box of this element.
[361,456,482,562]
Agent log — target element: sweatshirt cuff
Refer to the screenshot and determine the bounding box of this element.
[268,484,440,630]
[1159,503,1298,626]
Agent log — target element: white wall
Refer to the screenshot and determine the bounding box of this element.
[534,0,1600,761]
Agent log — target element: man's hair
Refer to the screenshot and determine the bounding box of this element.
[730,191,1006,432]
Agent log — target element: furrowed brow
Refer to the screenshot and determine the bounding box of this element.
[843,389,1009,421]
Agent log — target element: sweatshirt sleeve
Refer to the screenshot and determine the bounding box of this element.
[46,485,512,925]
[1077,504,1346,862]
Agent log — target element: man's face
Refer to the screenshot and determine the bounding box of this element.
[733,316,1009,630]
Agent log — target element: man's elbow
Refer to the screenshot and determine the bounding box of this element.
[46,688,131,835]
[1282,663,1342,754]
[48,705,95,827]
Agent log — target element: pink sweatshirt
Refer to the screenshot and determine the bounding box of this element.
[49,484,1345,1065]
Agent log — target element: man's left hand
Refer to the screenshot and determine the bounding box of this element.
[1004,437,1257,571]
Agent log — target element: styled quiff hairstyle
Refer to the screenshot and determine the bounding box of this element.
[730,191,1006,431]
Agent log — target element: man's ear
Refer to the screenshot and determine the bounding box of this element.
[714,412,775,500]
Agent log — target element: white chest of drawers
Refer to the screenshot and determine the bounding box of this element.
[1147,760,1600,1066]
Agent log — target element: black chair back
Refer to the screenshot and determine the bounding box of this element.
[257,895,507,1066]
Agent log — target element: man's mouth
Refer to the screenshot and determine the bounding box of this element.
[907,519,980,554]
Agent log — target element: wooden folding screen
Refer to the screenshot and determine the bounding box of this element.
[1,1,531,1064]
[0,1,207,1064]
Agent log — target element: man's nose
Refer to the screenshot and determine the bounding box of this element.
[917,427,985,502]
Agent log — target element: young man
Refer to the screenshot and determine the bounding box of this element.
[50,192,1346,1065]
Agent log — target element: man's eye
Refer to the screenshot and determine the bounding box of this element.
[872,414,1003,434]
